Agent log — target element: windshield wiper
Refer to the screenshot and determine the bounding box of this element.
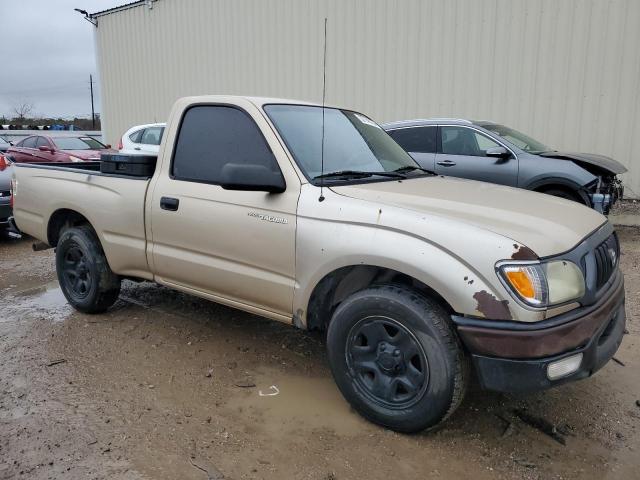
[392,165,436,175]
[313,170,406,180]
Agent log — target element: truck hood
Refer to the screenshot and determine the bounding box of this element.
[331,176,607,257]
[538,151,627,175]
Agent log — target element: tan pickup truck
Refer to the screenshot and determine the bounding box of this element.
[12,96,626,432]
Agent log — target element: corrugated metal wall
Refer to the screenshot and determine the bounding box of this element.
[95,0,640,197]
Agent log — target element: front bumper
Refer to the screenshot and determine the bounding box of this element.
[452,272,626,392]
[588,179,624,215]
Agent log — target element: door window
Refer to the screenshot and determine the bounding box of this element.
[36,137,50,148]
[129,129,143,143]
[140,127,164,145]
[440,126,501,157]
[388,126,437,153]
[22,137,37,148]
[172,105,279,184]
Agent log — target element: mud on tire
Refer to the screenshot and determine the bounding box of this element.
[56,225,121,313]
[326,284,468,433]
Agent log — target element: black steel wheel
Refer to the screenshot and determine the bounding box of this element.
[61,245,93,298]
[327,285,468,433]
[56,225,121,313]
[347,316,429,409]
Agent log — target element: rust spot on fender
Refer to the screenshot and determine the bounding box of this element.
[511,243,538,261]
[473,290,512,320]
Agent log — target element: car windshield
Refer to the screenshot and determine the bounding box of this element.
[264,104,419,183]
[0,137,8,145]
[53,137,106,150]
[477,123,551,154]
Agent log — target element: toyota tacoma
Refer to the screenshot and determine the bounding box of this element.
[12,96,626,432]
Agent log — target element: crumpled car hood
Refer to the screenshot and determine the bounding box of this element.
[331,176,607,257]
[539,151,627,175]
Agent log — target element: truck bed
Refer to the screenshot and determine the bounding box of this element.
[13,161,153,279]
[13,160,155,180]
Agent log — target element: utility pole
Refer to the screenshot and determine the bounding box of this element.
[89,74,95,129]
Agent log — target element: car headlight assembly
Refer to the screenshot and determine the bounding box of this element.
[498,260,585,308]
[68,155,83,163]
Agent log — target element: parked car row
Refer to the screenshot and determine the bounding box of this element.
[3,113,626,215]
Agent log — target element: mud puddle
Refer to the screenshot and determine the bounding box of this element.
[231,369,368,437]
[2,280,73,323]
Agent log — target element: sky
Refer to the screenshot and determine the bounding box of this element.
[0,0,124,119]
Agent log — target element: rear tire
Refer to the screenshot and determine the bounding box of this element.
[56,225,121,313]
[326,285,468,433]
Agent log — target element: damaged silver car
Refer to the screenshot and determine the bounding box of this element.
[384,119,626,214]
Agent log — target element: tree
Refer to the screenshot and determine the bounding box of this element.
[12,101,34,121]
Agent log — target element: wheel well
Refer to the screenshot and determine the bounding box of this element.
[305,265,453,332]
[47,209,91,246]
[534,184,589,204]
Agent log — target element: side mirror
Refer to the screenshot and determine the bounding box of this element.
[486,146,511,159]
[38,145,55,153]
[105,144,112,149]
[220,163,286,194]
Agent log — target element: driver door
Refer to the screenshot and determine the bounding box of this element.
[434,126,517,186]
[149,104,299,317]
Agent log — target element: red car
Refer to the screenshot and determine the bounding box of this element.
[7,135,115,163]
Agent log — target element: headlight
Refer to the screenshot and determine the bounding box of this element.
[498,260,584,308]
[68,155,83,162]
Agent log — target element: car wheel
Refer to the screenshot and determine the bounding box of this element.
[56,225,121,313]
[326,284,468,433]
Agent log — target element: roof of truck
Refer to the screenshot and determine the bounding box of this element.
[175,95,338,111]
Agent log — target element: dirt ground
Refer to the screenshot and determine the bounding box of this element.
[1,220,639,479]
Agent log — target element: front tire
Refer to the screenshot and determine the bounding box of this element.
[326,285,468,433]
[56,225,121,313]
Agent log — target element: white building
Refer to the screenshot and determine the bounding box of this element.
[92,0,640,197]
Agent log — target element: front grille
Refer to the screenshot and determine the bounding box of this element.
[594,234,618,290]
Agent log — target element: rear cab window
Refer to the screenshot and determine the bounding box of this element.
[171,105,280,184]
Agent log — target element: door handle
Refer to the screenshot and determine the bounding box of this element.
[160,196,179,211]
[134,147,141,150]
[436,160,457,167]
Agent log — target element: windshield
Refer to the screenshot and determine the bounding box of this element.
[53,137,106,150]
[477,123,550,154]
[0,137,8,146]
[264,105,419,182]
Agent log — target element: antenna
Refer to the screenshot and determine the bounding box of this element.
[319,17,328,202]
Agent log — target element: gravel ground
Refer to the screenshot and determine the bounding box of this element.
[0,220,638,479]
